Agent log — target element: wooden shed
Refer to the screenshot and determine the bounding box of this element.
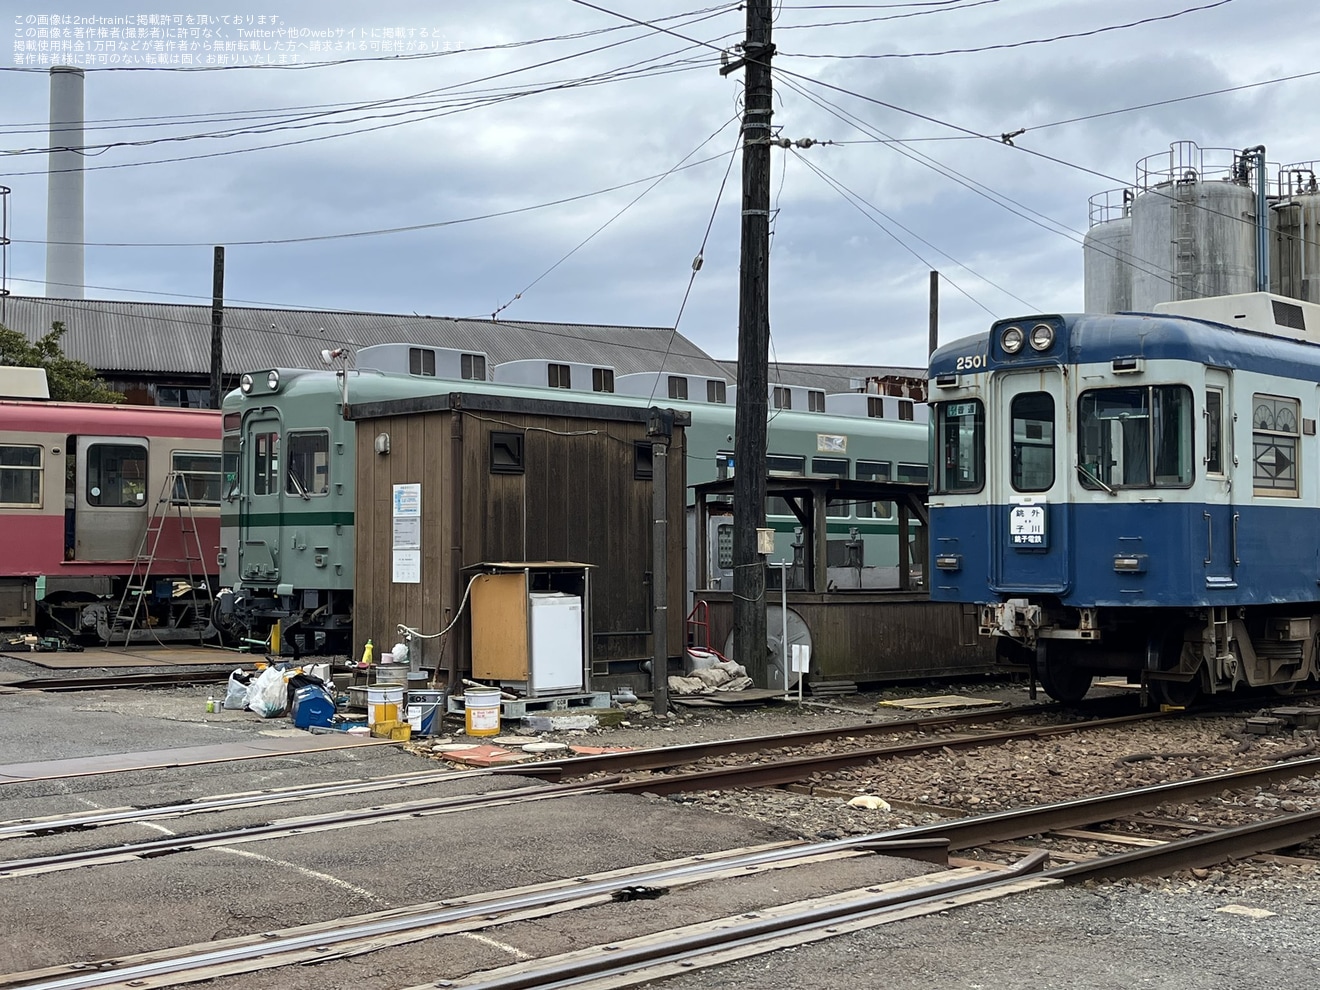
[346,390,689,688]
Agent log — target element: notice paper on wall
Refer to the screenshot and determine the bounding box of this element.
[392,483,421,584]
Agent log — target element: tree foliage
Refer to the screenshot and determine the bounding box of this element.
[0,321,123,403]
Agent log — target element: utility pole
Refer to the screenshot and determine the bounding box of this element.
[722,0,774,686]
[928,270,939,357]
[208,245,225,409]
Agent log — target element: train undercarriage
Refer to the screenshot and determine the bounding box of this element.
[214,587,353,657]
[983,598,1320,705]
[0,577,217,647]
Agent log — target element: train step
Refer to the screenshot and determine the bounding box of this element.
[446,691,613,718]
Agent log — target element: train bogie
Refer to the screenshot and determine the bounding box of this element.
[929,297,1320,702]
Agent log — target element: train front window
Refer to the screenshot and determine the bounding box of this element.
[1011,392,1055,492]
[0,445,42,506]
[1078,385,1193,489]
[252,432,279,496]
[932,400,984,494]
[222,434,240,500]
[286,431,330,497]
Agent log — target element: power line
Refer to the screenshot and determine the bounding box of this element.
[780,0,1238,57]
[776,0,999,30]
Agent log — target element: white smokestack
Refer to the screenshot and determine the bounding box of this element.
[46,65,84,299]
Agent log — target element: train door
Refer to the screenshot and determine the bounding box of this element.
[238,413,282,583]
[989,371,1070,594]
[73,436,150,561]
[1203,369,1235,588]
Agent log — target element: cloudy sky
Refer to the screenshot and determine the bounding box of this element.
[2,0,1317,369]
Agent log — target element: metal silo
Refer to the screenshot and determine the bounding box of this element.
[1083,188,1133,313]
[1127,142,1257,311]
[1272,163,1320,304]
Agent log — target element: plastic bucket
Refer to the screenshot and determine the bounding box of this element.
[464,688,502,737]
[406,689,444,735]
[367,686,404,726]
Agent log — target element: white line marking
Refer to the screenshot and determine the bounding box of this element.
[462,932,531,960]
[212,846,389,904]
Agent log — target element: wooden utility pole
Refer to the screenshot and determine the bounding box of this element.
[722,0,774,686]
[208,245,225,409]
[928,270,939,356]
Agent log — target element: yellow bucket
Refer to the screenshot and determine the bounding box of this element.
[464,689,502,737]
[367,686,404,726]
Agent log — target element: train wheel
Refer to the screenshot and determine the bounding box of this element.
[1036,645,1092,704]
[1151,675,1200,708]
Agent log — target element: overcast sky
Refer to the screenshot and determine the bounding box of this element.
[2,0,1317,369]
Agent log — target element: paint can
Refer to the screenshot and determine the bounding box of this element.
[367,685,404,726]
[463,688,502,737]
[372,664,409,687]
[406,689,444,735]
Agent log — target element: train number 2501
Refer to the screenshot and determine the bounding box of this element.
[955,353,986,371]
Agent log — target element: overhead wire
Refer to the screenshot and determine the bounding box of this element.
[779,0,1237,56]
[488,112,743,321]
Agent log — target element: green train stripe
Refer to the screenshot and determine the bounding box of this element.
[222,511,356,527]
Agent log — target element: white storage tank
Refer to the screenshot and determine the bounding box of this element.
[1271,163,1320,304]
[1128,143,1256,311]
[1083,189,1133,314]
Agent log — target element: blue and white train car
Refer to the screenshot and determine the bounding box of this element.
[927,294,1320,704]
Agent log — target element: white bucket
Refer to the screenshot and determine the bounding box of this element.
[406,689,444,735]
[464,688,502,737]
[367,686,404,726]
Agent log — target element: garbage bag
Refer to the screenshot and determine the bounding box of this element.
[247,665,289,718]
[223,668,251,711]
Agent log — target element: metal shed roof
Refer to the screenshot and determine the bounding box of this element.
[0,296,733,380]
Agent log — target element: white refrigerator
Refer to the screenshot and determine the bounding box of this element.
[527,592,584,693]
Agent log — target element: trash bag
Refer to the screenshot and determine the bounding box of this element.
[247,665,290,718]
[223,668,252,710]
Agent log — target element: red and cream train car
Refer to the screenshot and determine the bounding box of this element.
[0,399,223,642]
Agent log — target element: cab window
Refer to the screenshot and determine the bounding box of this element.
[1011,392,1055,492]
[931,400,984,494]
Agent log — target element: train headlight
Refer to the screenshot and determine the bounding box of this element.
[1001,326,1025,354]
[267,370,280,391]
[240,373,254,394]
[1029,323,1056,352]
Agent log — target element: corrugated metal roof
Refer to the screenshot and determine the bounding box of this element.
[1,296,733,380]
[718,359,927,393]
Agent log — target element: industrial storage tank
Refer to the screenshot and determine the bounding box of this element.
[1083,188,1133,313]
[1128,142,1257,311]
[1272,163,1320,304]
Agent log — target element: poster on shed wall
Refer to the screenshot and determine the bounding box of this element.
[392,483,421,584]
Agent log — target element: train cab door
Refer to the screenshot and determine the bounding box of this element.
[238,413,282,584]
[1202,369,1236,589]
[73,436,150,561]
[989,371,1070,595]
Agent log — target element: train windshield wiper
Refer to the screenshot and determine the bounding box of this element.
[287,467,312,501]
[1075,462,1117,496]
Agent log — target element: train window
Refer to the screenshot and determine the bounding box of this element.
[87,443,148,507]
[1078,386,1193,490]
[461,353,486,381]
[1251,394,1300,497]
[898,400,915,421]
[812,457,849,517]
[0,445,42,506]
[767,453,805,515]
[1206,388,1225,476]
[172,452,222,505]
[547,364,571,389]
[897,462,930,485]
[867,397,884,419]
[716,450,734,480]
[856,459,892,518]
[593,368,615,394]
[931,401,984,494]
[409,348,436,377]
[667,376,688,400]
[772,387,792,410]
[707,380,726,404]
[808,391,826,413]
[286,432,330,497]
[1011,392,1055,493]
[252,432,279,496]
[222,434,240,501]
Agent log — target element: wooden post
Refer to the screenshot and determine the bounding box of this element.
[208,246,225,409]
[929,270,939,357]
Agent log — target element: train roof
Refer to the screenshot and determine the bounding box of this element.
[929,311,1320,383]
[0,398,221,437]
[223,366,926,440]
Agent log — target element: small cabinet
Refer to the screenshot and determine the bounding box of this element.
[468,562,591,696]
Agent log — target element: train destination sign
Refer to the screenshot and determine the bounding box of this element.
[1009,498,1048,549]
